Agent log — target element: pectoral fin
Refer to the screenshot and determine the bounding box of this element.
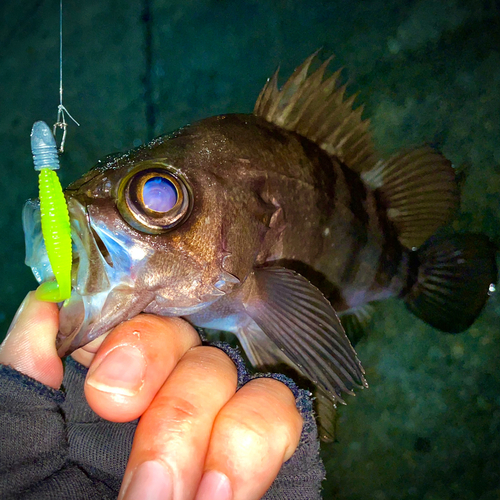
[234,316,292,368]
[241,266,367,403]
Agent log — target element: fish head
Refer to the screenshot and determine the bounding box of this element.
[23,117,271,356]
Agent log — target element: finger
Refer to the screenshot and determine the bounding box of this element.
[0,291,62,389]
[118,346,238,500]
[195,378,303,500]
[84,315,201,423]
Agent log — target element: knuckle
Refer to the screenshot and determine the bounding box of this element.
[180,346,238,393]
[189,345,238,373]
[148,395,201,432]
[221,411,274,455]
[249,377,296,405]
[168,398,198,421]
[239,378,303,443]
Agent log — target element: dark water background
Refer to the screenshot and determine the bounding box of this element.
[1,1,499,498]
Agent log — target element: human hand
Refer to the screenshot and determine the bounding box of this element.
[0,292,303,500]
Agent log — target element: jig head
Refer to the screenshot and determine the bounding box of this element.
[31,121,72,302]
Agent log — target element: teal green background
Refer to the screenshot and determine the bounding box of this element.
[1,1,499,498]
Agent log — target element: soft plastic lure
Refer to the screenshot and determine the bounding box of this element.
[31,121,72,302]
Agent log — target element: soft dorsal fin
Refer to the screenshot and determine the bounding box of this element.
[254,53,378,173]
[361,147,459,248]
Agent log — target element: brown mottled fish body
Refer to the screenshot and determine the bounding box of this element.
[167,113,407,313]
[23,55,498,436]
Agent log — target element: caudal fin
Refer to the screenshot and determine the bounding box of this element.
[404,234,497,333]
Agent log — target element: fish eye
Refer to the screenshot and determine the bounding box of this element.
[143,177,178,212]
[117,163,193,234]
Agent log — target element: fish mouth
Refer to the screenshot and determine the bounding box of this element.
[22,197,146,356]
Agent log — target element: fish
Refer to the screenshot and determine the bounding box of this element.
[23,54,498,427]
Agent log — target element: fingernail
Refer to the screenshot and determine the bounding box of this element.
[121,461,172,500]
[87,345,146,396]
[195,470,232,500]
[6,292,32,337]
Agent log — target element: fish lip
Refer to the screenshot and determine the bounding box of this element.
[67,197,112,296]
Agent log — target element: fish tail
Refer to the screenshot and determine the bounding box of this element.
[403,233,498,333]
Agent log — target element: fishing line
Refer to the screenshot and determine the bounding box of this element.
[29,0,77,302]
[143,0,156,141]
[53,0,79,153]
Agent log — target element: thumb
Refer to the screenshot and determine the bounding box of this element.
[0,291,63,389]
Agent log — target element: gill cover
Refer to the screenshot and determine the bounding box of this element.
[117,162,193,234]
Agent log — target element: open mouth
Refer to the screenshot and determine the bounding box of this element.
[22,196,155,356]
[22,197,116,355]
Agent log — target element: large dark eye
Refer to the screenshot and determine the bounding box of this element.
[117,163,192,234]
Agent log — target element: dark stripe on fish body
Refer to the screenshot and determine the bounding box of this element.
[296,133,338,221]
[339,162,369,226]
[339,163,369,284]
[371,189,404,290]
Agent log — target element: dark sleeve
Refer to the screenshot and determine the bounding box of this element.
[0,361,129,500]
[0,350,324,500]
[262,380,326,500]
[0,363,119,500]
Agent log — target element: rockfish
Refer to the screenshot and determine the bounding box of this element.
[23,55,498,417]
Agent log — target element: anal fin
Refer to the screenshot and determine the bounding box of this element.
[315,387,339,443]
[339,304,376,346]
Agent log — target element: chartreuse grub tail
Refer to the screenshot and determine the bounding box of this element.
[31,121,72,302]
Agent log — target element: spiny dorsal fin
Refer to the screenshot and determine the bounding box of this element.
[361,147,459,248]
[254,53,378,173]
